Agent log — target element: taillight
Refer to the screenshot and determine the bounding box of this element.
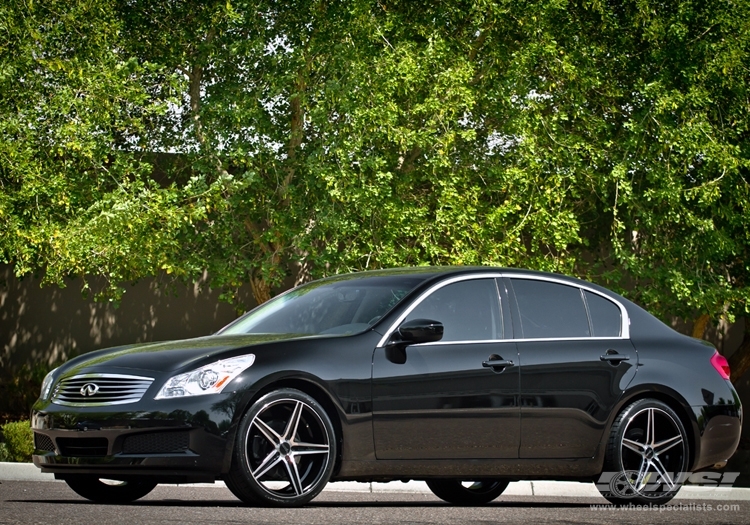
[710,351,731,380]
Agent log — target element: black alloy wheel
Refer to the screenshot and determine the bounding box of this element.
[64,477,157,503]
[224,388,336,507]
[426,479,509,505]
[599,398,689,505]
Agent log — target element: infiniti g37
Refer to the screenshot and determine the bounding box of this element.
[31,267,742,506]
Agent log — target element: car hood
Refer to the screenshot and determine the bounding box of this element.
[57,333,305,376]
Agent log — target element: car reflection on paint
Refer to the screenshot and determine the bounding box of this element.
[31,267,742,507]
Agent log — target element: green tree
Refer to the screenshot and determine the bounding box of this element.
[2,1,749,378]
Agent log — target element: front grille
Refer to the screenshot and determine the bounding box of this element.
[122,431,190,454]
[34,433,55,452]
[51,374,154,406]
[56,437,109,457]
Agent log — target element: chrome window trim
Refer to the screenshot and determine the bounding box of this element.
[508,274,630,339]
[411,339,513,346]
[376,272,630,347]
[376,273,505,347]
[410,336,627,347]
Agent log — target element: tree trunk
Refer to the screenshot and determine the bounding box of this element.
[692,314,710,339]
[249,274,272,305]
[279,60,310,202]
[188,62,206,145]
[729,317,750,384]
[245,48,312,304]
[185,30,229,178]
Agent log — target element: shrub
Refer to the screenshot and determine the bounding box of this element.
[0,442,10,462]
[0,420,34,462]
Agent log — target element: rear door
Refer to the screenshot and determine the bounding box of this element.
[506,277,637,459]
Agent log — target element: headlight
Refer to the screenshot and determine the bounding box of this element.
[40,367,59,400]
[155,354,256,399]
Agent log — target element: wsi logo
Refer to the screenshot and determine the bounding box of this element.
[596,471,740,499]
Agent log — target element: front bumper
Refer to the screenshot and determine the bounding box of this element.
[31,393,240,483]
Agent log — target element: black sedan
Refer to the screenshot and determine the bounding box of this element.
[31,267,742,506]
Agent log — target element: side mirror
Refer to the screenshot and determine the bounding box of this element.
[397,318,444,344]
[385,319,444,364]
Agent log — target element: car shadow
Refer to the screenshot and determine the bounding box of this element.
[6,498,599,509]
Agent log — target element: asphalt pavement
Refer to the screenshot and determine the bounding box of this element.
[1,461,749,500]
[1,480,749,525]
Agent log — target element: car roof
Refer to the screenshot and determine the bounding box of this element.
[313,266,592,287]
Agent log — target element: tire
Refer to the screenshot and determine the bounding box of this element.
[224,388,336,507]
[426,479,509,505]
[597,398,689,506]
[64,477,157,503]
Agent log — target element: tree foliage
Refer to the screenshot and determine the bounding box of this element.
[1,1,750,374]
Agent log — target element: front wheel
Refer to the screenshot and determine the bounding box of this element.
[64,477,157,503]
[426,479,509,505]
[598,398,689,506]
[224,388,336,507]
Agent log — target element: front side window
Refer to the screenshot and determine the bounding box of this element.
[405,279,503,342]
[511,279,590,339]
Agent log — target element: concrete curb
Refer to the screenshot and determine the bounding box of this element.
[2,462,748,500]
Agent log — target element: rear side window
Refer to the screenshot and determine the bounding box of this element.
[511,279,590,339]
[584,291,622,337]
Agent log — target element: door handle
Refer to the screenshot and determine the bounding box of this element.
[600,352,630,363]
[483,355,514,371]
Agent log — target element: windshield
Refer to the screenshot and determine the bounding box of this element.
[219,274,429,336]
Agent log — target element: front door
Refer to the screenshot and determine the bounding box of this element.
[372,277,520,459]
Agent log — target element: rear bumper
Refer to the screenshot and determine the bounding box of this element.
[692,401,743,471]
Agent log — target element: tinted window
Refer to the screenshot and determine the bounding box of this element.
[405,279,502,341]
[511,279,590,338]
[585,291,622,337]
[221,276,425,336]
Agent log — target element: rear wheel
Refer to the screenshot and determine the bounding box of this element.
[426,479,509,505]
[598,399,689,505]
[224,389,336,507]
[64,476,157,503]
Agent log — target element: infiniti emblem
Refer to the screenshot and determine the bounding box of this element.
[80,383,100,397]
